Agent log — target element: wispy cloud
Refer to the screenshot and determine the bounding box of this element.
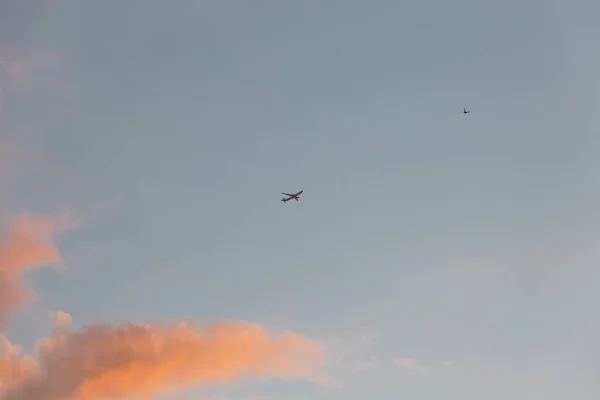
[0,61,29,81]
[0,313,328,400]
[0,49,62,117]
[392,357,427,372]
[0,213,75,327]
[358,331,380,344]
[319,331,383,384]
[0,59,29,115]
[352,356,378,372]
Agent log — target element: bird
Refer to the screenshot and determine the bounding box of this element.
[463,108,470,114]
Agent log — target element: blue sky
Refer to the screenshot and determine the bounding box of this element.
[1,1,599,399]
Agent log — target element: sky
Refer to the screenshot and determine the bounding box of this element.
[0,1,599,399]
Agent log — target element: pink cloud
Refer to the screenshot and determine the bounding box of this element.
[0,61,29,80]
[392,357,426,371]
[0,51,62,117]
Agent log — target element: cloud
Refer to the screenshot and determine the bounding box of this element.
[392,357,426,372]
[0,313,327,400]
[0,61,29,81]
[0,51,61,117]
[358,331,380,344]
[48,311,72,331]
[324,330,380,360]
[316,331,384,386]
[0,214,74,327]
[0,60,28,115]
[393,357,417,369]
[352,356,378,372]
[0,336,38,390]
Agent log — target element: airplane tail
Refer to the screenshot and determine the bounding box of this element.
[281,198,287,203]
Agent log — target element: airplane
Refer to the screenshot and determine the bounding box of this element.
[281,190,303,203]
[463,108,470,114]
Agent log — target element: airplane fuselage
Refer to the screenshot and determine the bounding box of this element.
[281,190,303,203]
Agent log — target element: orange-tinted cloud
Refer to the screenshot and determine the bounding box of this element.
[0,214,73,327]
[0,314,326,400]
[0,336,38,390]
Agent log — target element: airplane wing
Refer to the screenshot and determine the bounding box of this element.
[282,193,294,196]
